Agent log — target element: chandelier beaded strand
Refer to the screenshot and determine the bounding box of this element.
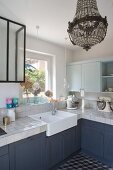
[67,0,108,51]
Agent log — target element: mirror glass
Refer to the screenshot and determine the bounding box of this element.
[17,27,25,81]
[0,19,7,81]
[0,17,26,82]
[9,23,25,81]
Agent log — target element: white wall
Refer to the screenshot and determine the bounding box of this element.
[0,84,19,108]
[70,38,113,62]
[0,2,73,107]
[0,4,21,107]
[0,32,73,107]
[26,35,73,98]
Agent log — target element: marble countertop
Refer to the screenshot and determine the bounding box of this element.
[64,108,113,125]
[0,117,47,147]
[0,108,113,148]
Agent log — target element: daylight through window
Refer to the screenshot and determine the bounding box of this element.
[23,58,47,98]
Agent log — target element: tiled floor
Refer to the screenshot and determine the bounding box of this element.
[57,153,112,170]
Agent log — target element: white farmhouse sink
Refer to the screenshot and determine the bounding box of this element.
[29,110,77,136]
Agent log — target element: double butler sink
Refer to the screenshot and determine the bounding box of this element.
[29,110,77,136]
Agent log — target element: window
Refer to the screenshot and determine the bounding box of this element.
[21,56,49,104]
[20,49,55,104]
[24,58,47,97]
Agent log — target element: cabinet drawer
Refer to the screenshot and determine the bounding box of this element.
[0,145,8,157]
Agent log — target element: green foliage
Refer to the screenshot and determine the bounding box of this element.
[25,68,45,91]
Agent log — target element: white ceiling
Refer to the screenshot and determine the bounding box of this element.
[0,0,113,49]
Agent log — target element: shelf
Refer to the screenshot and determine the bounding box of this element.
[101,91,113,93]
[102,76,113,78]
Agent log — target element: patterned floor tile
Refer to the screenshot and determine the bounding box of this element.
[57,153,112,170]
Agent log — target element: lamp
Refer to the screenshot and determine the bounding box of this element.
[67,0,108,51]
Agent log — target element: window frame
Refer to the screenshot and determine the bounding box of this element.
[25,50,53,93]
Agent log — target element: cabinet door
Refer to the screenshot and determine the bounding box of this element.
[0,155,9,170]
[104,124,113,164]
[81,119,104,158]
[0,145,9,170]
[46,133,63,169]
[82,62,101,92]
[67,64,82,91]
[75,120,81,151]
[9,133,46,170]
[104,133,113,163]
[63,127,76,159]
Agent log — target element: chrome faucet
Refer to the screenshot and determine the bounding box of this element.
[51,102,57,115]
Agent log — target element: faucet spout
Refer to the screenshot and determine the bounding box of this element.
[52,108,57,115]
[51,102,57,115]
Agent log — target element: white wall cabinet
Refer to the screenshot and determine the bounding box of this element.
[67,61,101,92]
[67,64,81,91]
[82,62,101,92]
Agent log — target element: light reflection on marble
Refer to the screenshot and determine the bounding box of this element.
[63,108,113,125]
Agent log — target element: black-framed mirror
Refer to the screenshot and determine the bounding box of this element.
[0,16,26,82]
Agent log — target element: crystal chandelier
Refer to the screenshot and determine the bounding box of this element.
[67,0,108,51]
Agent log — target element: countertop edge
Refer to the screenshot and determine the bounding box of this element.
[0,108,113,147]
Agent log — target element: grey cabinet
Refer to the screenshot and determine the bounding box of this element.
[81,119,104,159]
[2,119,113,170]
[63,127,76,159]
[46,133,63,169]
[0,155,9,170]
[81,119,113,166]
[46,126,79,169]
[9,132,46,170]
[0,145,9,170]
[75,119,81,151]
[104,124,113,165]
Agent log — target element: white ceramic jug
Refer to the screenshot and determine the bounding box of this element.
[7,109,15,122]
